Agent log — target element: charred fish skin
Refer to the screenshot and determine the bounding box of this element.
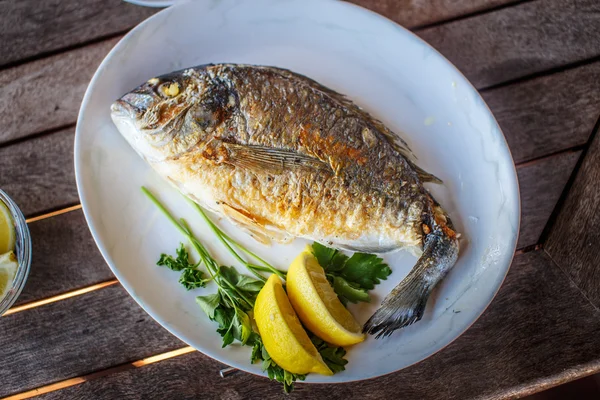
[110,63,460,336]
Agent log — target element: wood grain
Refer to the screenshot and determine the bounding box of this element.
[348,0,515,28]
[15,210,114,305]
[0,0,156,68]
[517,150,581,249]
[418,0,600,88]
[484,61,600,164]
[545,129,600,309]
[0,127,77,217]
[0,1,597,398]
[0,38,119,145]
[0,284,184,398]
[36,251,600,400]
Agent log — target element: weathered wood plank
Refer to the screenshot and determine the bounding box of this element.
[0,284,184,398]
[0,0,156,68]
[484,61,600,164]
[3,50,596,168]
[0,0,521,70]
[16,210,114,305]
[0,128,77,217]
[517,151,581,249]
[37,251,600,400]
[418,0,600,88]
[348,0,515,28]
[0,39,119,145]
[0,1,597,399]
[546,130,600,309]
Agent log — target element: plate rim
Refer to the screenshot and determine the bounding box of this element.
[74,0,521,383]
[123,0,173,8]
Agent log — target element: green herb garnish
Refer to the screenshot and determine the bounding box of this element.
[312,242,392,304]
[309,334,348,374]
[194,265,263,347]
[187,198,286,281]
[157,244,194,271]
[144,188,256,346]
[251,336,307,393]
[143,187,347,393]
[157,243,210,290]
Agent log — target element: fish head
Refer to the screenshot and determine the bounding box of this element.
[111,68,224,162]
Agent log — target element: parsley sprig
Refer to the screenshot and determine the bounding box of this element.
[311,242,392,304]
[251,335,306,393]
[145,188,256,345]
[144,187,392,393]
[250,333,348,393]
[157,244,211,290]
[143,187,344,393]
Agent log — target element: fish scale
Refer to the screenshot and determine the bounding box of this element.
[111,63,459,337]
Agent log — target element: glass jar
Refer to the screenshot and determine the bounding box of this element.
[0,189,32,315]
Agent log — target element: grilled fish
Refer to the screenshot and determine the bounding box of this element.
[111,64,459,337]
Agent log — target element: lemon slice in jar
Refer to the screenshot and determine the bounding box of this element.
[0,251,18,300]
[0,201,15,254]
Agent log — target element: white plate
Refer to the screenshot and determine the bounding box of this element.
[75,0,520,383]
[123,0,173,8]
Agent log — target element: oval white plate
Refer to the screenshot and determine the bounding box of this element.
[75,0,520,383]
[123,0,173,8]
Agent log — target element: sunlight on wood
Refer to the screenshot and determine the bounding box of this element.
[2,377,86,400]
[25,204,82,224]
[2,280,118,316]
[1,347,196,399]
[132,347,195,367]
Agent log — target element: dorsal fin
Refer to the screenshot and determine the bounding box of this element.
[261,66,442,184]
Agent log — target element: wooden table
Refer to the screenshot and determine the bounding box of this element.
[1,0,599,399]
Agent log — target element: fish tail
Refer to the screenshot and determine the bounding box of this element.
[363,224,459,338]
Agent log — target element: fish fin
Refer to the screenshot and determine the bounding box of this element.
[219,202,293,245]
[408,161,443,184]
[220,203,272,245]
[217,141,331,175]
[363,227,458,338]
[258,66,417,158]
[247,66,439,182]
[335,243,401,254]
[311,84,443,184]
[372,129,442,184]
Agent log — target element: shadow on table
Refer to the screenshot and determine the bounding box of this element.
[524,374,600,400]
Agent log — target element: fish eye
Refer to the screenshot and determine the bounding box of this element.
[158,82,181,97]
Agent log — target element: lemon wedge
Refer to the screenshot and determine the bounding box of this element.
[0,251,18,301]
[0,201,15,254]
[287,246,365,347]
[254,274,332,375]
